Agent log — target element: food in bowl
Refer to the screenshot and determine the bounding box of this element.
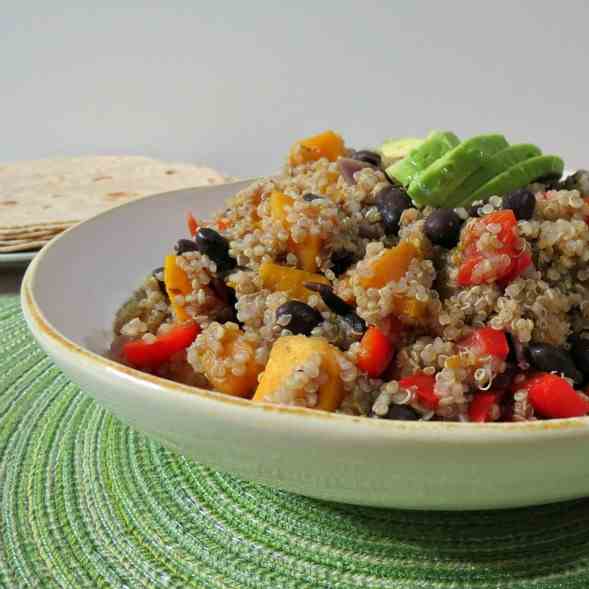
[111,130,589,423]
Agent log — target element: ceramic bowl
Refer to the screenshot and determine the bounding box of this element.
[21,180,589,510]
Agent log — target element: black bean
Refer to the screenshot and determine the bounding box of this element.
[275,301,323,336]
[209,277,239,323]
[151,266,168,298]
[468,200,487,218]
[303,193,324,202]
[384,404,420,421]
[343,312,367,333]
[502,188,536,221]
[351,150,381,167]
[330,250,355,276]
[375,185,412,235]
[424,209,463,248]
[492,363,517,390]
[525,343,583,385]
[571,338,589,377]
[174,238,199,254]
[210,277,236,306]
[304,282,366,333]
[195,227,236,272]
[304,282,352,315]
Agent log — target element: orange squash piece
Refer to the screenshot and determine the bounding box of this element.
[254,336,344,411]
[358,242,427,324]
[359,242,419,290]
[200,328,262,398]
[259,262,329,302]
[390,296,428,324]
[288,130,346,167]
[164,255,192,321]
[270,190,322,272]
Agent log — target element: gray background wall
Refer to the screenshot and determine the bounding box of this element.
[3,1,587,177]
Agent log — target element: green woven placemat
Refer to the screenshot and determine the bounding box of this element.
[3,295,589,588]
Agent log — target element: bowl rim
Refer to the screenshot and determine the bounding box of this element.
[21,181,589,440]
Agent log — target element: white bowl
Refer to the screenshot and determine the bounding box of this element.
[21,180,589,510]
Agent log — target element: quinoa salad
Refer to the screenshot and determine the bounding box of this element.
[111,130,589,423]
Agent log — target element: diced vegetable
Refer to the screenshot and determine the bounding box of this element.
[359,241,419,290]
[458,210,532,286]
[357,326,394,378]
[459,327,509,361]
[123,322,200,369]
[462,210,518,255]
[523,373,589,418]
[399,373,438,409]
[216,217,230,231]
[390,296,428,325]
[469,392,498,422]
[164,255,192,321]
[259,262,329,302]
[270,190,321,272]
[288,130,346,167]
[338,157,374,184]
[199,327,263,398]
[186,213,198,237]
[359,241,427,323]
[254,336,344,411]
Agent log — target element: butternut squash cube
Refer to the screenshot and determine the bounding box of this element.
[254,336,345,411]
[259,262,329,302]
[358,242,427,324]
[270,190,322,272]
[288,130,346,167]
[164,255,192,321]
[199,327,262,398]
[359,242,419,290]
[391,296,428,324]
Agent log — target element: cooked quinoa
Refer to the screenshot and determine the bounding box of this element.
[112,130,589,423]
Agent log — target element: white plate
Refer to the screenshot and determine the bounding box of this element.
[21,180,589,510]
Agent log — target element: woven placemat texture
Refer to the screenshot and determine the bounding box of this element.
[2,295,589,588]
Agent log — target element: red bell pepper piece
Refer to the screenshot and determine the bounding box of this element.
[399,373,438,409]
[462,210,518,255]
[186,213,199,238]
[469,392,498,422]
[357,326,394,378]
[523,372,589,418]
[458,210,530,286]
[459,327,510,361]
[497,251,533,286]
[457,254,512,286]
[122,322,200,369]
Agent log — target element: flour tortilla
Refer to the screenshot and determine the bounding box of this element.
[0,240,50,253]
[0,156,226,229]
[0,226,69,240]
[0,237,53,245]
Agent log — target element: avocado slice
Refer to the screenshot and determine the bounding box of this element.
[469,155,565,202]
[408,134,509,206]
[447,144,542,207]
[386,131,459,188]
[379,137,424,168]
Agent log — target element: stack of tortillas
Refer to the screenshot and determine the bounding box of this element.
[0,156,226,253]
